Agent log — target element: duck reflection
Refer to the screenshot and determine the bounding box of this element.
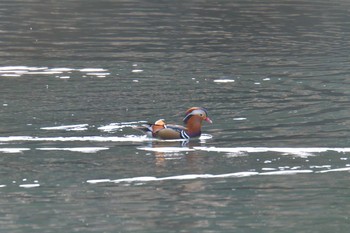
[139,140,203,167]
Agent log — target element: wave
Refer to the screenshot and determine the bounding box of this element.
[1,135,350,158]
[0,147,109,153]
[0,135,152,143]
[40,124,89,131]
[0,66,109,78]
[36,147,109,153]
[194,146,350,157]
[86,166,350,185]
[136,146,350,158]
[0,148,31,153]
[0,134,213,143]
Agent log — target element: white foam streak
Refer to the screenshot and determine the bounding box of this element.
[37,147,109,153]
[317,167,350,173]
[88,166,350,185]
[195,147,350,157]
[79,68,107,72]
[0,147,108,153]
[88,170,311,184]
[0,148,30,153]
[0,135,151,142]
[233,117,247,121]
[0,66,109,78]
[214,79,235,83]
[259,170,314,175]
[0,66,47,71]
[98,121,145,132]
[137,147,195,153]
[199,134,213,140]
[213,172,259,178]
[19,184,40,188]
[27,71,62,75]
[132,69,143,73]
[89,172,259,184]
[41,124,89,131]
[119,171,268,182]
[49,68,75,72]
[86,179,112,184]
[1,74,21,77]
[86,72,110,76]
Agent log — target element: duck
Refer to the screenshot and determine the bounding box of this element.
[136,107,212,140]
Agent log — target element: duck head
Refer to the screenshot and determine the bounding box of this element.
[183,107,212,124]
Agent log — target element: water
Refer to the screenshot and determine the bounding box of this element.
[1,0,350,232]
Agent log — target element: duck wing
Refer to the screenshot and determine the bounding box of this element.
[165,124,186,132]
[156,124,190,139]
[134,119,167,137]
[134,121,189,139]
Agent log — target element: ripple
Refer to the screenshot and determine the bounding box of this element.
[87,172,259,184]
[316,167,350,173]
[98,121,146,132]
[0,66,110,78]
[137,147,195,153]
[194,147,350,157]
[213,79,235,83]
[41,124,89,131]
[131,69,144,73]
[36,147,109,153]
[0,148,30,153]
[78,68,107,72]
[87,165,350,185]
[0,133,212,143]
[0,135,153,143]
[19,184,40,188]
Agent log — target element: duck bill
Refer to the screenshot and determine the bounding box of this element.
[205,117,213,124]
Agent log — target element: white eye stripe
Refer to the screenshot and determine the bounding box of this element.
[189,109,206,116]
[183,108,209,123]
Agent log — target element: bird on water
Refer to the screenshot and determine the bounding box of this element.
[136,107,212,140]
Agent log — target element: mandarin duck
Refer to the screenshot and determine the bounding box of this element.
[137,107,212,140]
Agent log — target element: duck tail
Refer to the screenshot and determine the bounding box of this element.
[133,124,153,133]
[133,119,166,137]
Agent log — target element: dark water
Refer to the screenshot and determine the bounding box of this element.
[1,0,350,232]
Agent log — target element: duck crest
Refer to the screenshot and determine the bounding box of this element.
[183,107,210,124]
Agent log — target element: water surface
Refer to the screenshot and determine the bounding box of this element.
[1,0,350,232]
